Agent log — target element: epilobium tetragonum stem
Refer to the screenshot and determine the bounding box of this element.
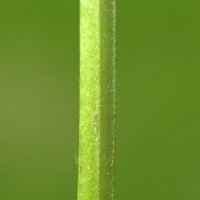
[78,0,116,199]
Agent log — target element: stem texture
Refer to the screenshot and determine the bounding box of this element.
[78,0,116,199]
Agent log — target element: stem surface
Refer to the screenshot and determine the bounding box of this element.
[78,0,116,199]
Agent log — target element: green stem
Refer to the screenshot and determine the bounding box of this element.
[78,0,116,199]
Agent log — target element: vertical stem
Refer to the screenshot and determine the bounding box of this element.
[78,0,116,199]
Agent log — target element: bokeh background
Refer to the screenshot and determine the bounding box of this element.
[0,1,200,199]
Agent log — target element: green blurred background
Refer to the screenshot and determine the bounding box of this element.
[0,1,200,199]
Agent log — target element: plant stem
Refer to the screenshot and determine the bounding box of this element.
[78,0,116,199]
